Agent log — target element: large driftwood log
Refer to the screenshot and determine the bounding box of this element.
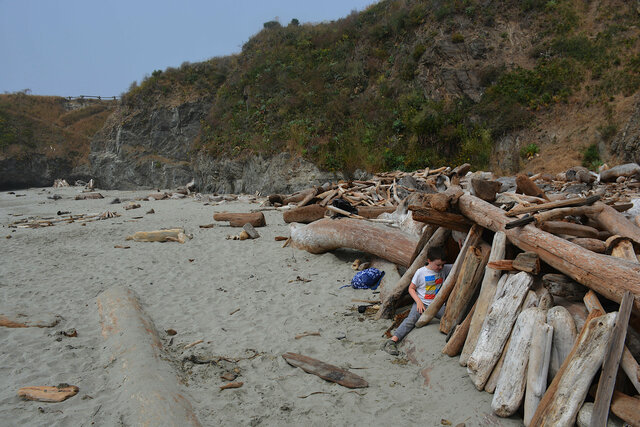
[546,306,577,380]
[484,287,539,394]
[282,204,326,223]
[96,286,201,426]
[460,231,507,366]
[591,291,634,427]
[528,311,616,427]
[492,307,545,417]
[415,224,483,327]
[457,194,640,314]
[524,322,554,426]
[542,274,587,302]
[467,272,533,390]
[214,212,266,227]
[609,390,640,426]
[506,195,600,217]
[599,162,640,182]
[376,227,449,319]
[439,244,488,334]
[289,218,418,267]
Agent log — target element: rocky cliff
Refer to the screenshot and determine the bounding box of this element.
[89,102,345,193]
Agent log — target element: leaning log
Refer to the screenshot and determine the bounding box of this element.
[546,306,577,380]
[467,272,533,390]
[289,218,418,267]
[376,227,449,319]
[440,243,490,334]
[457,194,640,314]
[96,286,201,426]
[492,307,545,418]
[591,291,634,427]
[460,231,507,366]
[442,302,476,357]
[283,204,326,224]
[524,322,554,426]
[528,312,616,427]
[214,212,266,227]
[357,206,396,218]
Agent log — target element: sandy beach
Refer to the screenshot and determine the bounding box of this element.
[0,186,523,426]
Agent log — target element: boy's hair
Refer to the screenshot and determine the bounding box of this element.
[426,246,446,262]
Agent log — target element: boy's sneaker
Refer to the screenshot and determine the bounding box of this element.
[381,339,399,356]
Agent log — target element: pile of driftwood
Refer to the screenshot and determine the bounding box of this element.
[276,163,640,426]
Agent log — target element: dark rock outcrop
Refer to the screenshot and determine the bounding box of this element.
[0,155,90,190]
[611,95,640,163]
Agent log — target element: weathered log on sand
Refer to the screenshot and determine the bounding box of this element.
[18,385,79,402]
[415,224,483,327]
[606,235,639,261]
[289,218,418,267]
[460,231,507,366]
[282,204,326,224]
[75,192,104,200]
[357,206,397,218]
[96,286,201,426]
[0,312,61,328]
[467,272,533,390]
[376,227,448,319]
[546,306,577,380]
[591,201,640,245]
[440,243,490,334]
[493,307,545,417]
[442,302,476,357]
[591,291,634,427]
[282,187,317,205]
[409,206,473,232]
[282,352,368,388]
[458,194,640,314]
[214,212,266,227]
[125,228,188,243]
[528,311,616,427]
[524,322,553,425]
[484,289,539,394]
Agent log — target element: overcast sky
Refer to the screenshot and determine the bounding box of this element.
[0,0,375,97]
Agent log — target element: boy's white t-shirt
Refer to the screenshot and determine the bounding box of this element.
[411,264,452,306]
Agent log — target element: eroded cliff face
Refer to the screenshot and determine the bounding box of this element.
[89,103,345,193]
[612,96,640,164]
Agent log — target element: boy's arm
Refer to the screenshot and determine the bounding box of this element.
[408,283,426,313]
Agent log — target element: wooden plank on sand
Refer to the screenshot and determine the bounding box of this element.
[282,352,368,388]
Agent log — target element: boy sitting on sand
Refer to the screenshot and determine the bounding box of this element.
[381,246,452,356]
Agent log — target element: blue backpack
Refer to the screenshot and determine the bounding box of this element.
[341,268,385,290]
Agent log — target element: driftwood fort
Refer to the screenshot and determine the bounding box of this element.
[234,162,640,427]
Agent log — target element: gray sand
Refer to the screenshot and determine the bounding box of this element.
[0,187,522,426]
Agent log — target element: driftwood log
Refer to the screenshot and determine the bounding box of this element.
[442,302,476,357]
[591,291,634,427]
[460,231,507,366]
[546,306,577,380]
[282,204,326,223]
[524,321,553,426]
[409,206,473,232]
[289,218,418,267]
[440,243,490,334]
[492,307,545,417]
[214,212,266,227]
[96,286,201,426]
[467,272,533,390]
[457,194,640,314]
